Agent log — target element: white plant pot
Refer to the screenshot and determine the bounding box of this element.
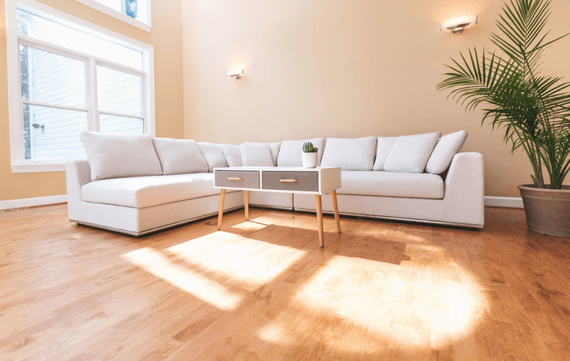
[302,152,318,168]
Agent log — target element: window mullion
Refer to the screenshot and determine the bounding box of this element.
[22,100,88,113]
[141,73,149,134]
[99,110,144,120]
[18,36,146,77]
[19,36,89,65]
[88,57,99,132]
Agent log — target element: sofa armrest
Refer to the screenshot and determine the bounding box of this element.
[65,160,91,221]
[442,152,484,226]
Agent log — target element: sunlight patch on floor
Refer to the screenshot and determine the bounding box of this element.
[122,247,242,311]
[258,249,488,350]
[391,230,430,243]
[123,231,306,309]
[230,221,268,231]
[167,231,306,287]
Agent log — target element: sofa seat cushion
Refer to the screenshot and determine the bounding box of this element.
[81,173,224,208]
[338,171,444,199]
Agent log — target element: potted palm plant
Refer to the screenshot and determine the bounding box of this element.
[437,0,570,237]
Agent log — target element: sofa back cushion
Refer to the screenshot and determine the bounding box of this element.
[425,130,468,174]
[320,136,377,171]
[198,142,229,172]
[240,142,275,166]
[79,131,163,181]
[384,132,440,173]
[277,138,325,167]
[152,138,209,175]
[372,136,398,171]
[220,144,243,167]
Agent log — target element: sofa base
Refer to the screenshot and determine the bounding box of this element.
[72,205,244,236]
[73,191,244,236]
[291,207,483,229]
[293,192,483,228]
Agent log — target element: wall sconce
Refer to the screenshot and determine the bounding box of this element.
[227,69,244,79]
[440,15,477,34]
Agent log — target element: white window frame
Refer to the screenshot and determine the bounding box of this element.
[6,0,155,173]
[75,0,151,32]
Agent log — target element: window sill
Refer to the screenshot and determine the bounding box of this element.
[12,163,67,173]
[75,0,151,32]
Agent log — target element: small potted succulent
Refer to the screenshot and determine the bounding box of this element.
[302,142,319,168]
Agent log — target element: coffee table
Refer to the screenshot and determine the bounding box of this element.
[214,167,342,247]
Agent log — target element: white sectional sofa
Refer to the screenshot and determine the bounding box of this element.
[66,130,484,236]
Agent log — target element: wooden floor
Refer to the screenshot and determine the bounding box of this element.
[1,205,569,361]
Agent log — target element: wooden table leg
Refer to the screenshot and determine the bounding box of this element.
[331,190,341,233]
[217,189,226,230]
[244,190,249,221]
[315,194,324,248]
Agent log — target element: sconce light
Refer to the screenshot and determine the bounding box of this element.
[227,69,244,79]
[440,15,477,34]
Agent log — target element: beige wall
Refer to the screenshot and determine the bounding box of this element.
[0,0,184,201]
[181,0,570,197]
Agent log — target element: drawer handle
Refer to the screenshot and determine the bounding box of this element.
[228,177,243,181]
[280,179,298,183]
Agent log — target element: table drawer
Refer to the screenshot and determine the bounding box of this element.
[262,171,318,192]
[215,170,260,189]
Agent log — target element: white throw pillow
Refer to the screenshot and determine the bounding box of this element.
[198,142,229,172]
[372,136,398,171]
[384,132,441,173]
[277,138,324,167]
[152,138,209,175]
[320,136,377,171]
[240,142,274,166]
[220,144,242,167]
[425,130,468,174]
[79,131,163,181]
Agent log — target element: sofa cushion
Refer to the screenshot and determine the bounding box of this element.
[372,136,398,171]
[384,132,440,173]
[426,130,468,174]
[338,171,444,199]
[198,142,229,172]
[220,144,242,167]
[241,142,274,166]
[152,138,209,175]
[79,131,162,181]
[81,173,227,208]
[277,138,325,167]
[320,136,377,171]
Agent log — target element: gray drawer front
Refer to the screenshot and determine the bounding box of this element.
[262,171,319,192]
[215,170,260,189]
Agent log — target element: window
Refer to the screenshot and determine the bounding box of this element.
[75,0,151,32]
[7,0,155,172]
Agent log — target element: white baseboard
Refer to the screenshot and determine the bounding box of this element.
[485,196,523,208]
[0,195,67,210]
